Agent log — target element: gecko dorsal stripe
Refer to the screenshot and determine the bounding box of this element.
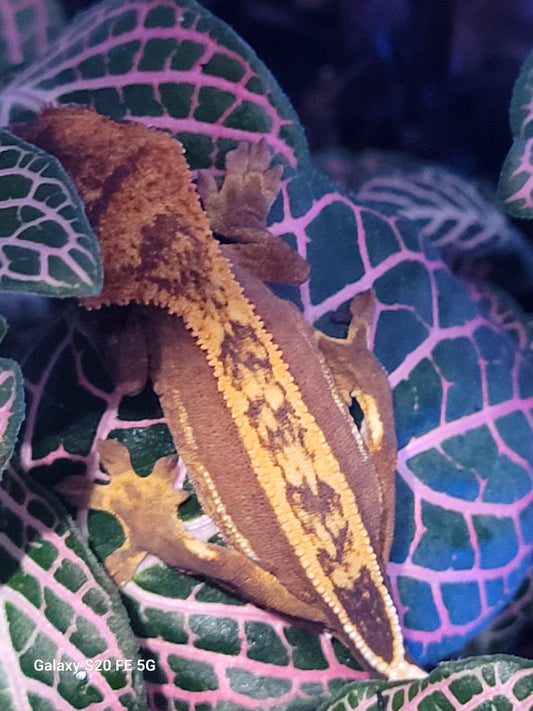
[179,272,406,674]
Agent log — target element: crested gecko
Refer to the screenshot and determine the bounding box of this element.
[16,107,424,680]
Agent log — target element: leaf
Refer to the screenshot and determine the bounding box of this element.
[318,656,533,710]
[317,149,533,304]
[498,48,533,217]
[122,561,366,710]
[0,354,23,473]
[353,153,527,259]
[0,463,147,710]
[469,280,533,355]
[0,0,64,75]
[0,311,24,480]
[267,167,533,666]
[0,129,102,297]
[0,0,308,171]
[463,574,533,657]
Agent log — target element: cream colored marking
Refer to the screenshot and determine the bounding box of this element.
[356,390,384,452]
[184,537,220,561]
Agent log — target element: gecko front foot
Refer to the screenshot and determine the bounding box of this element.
[197,140,309,285]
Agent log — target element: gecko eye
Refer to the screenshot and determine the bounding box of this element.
[349,397,365,430]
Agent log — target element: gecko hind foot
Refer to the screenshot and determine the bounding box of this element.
[197,138,282,235]
[197,140,308,285]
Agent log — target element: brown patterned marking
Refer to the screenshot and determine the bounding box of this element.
[271,401,293,429]
[265,422,291,451]
[139,214,180,273]
[219,321,272,381]
[273,400,309,451]
[245,385,303,453]
[139,213,217,302]
[86,160,137,227]
[286,481,344,533]
[286,478,351,568]
[245,396,267,427]
[140,212,208,271]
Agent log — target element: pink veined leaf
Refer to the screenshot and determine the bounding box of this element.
[0,354,23,478]
[315,148,533,306]
[499,48,533,216]
[0,129,102,297]
[0,0,308,171]
[122,562,367,709]
[0,0,64,74]
[0,312,24,480]
[355,161,519,254]
[0,463,146,709]
[499,135,533,217]
[463,573,533,657]
[318,656,533,710]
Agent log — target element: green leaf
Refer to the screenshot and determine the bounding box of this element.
[463,567,533,658]
[0,129,102,296]
[498,136,533,217]
[353,152,525,257]
[317,149,533,303]
[122,561,365,709]
[0,465,147,709]
[318,656,533,710]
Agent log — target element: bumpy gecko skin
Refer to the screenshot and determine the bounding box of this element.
[16,106,424,680]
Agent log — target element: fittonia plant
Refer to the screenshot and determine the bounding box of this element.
[0,0,532,708]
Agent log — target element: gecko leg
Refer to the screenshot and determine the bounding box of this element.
[197,140,309,285]
[77,306,149,397]
[87,438,329,627]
